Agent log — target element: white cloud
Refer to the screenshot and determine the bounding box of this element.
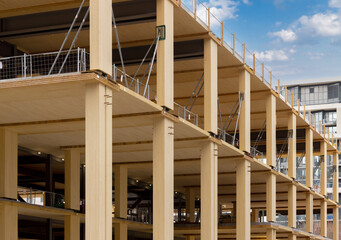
[298,13,341,37]
[253,50,290,62]
[329,0,341,8]
[271,29,297,42]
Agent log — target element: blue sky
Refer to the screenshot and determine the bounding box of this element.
[200,0,341,84]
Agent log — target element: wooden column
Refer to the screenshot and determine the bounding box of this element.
[320,199,327,237]
[333,206,339,240]
[305,128,313,233]
[288,113,296,234]
[239,70,251,152]
[0,129,18,240]
[186,188,196,222]
[65,216,80,240]
[266,94,276,240]
[266,94,276,167]
[85,83,113,240]
[153,117,174,240]
[306,129,313,188]
[204,39,218,134]
[0,129,17,199]
[236,159,251,240]
[201,142,218,240]
[114,165,128,240]
[333,152,339,240]
[156,0,174,109]
[90,0,112,75]
[288,113,296,179]
[333,152,339,203]
[320,141,327,237]
[64,149,81,240]
[251,209,259,222]
[65,149,81,210]
[321,141,327,196]
[306,193,313,233]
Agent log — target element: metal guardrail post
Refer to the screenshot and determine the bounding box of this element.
[207,8,210,30]
[23,54,27,78]
[233,33,235,55]
[77,47,80,72]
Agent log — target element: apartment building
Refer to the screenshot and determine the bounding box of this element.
[287,79,341,225]
[0,0,339,239]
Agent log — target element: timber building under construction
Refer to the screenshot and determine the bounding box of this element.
[0,0,339,239]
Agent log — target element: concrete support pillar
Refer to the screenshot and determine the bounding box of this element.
[236,159,251,240]
[90,0,112,75]
[0,129,18,240]
[238,70,250,152]
[65,215,80,240]
[201,142,218,240]
[266,94,276,167]
[204,39,218,134]
[114,165,128,240]
[65,149,81,210]
[85,83,113,240]
[156,0,174,109]
[306,192,313,233]
[320,200,327,237]
[153,117,174,240]
[185,188,196,222]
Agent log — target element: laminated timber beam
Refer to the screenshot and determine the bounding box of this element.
[0,0,155,39]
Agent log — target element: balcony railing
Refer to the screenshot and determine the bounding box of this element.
[0,48,88,81]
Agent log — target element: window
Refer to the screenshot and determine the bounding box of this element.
[328,84,338,100]
[310,87,314,93]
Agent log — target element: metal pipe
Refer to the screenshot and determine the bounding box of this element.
[143,34,161,97]
[112,8,128,86]
[59,8,89,74]
[49,0,86,75]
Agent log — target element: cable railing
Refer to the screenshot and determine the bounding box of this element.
[217,128,239,147]
[17,186,86,212]
[0,48,88,81]
[172,102,203,127]
[112,66,157,102]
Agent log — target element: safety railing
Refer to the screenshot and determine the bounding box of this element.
[18,187,65,209]
[250,147,263,159]
[217,128,239,147]
[112,66,157,102]
[178,0,289,96]
[0,48,88,81]
[172,102,202,127]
